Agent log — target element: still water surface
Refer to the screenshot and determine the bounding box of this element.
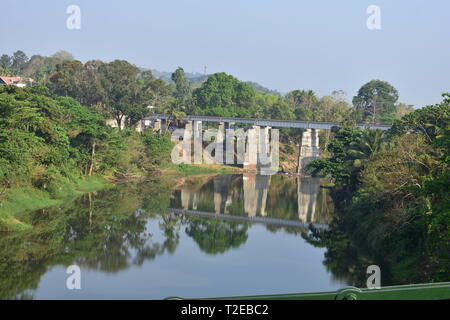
[0,174,348,299]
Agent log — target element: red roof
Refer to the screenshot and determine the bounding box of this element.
[0,76,24,85]
[0,76,34,85]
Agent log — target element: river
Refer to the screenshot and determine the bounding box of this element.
[0,173,349,299]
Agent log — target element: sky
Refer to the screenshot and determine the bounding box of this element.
[1,0,449,108]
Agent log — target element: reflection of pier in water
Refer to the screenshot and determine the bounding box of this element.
[177,174,329,226]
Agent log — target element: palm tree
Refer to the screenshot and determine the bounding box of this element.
[347,129,386,168]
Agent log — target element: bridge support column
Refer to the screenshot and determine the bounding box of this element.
[297,129,320,173]
[193,120,202,164]
[225,122,236,165]
[257,126,271,171]
[161,119,168,135]
[153,119,161,131]
[312,129,320,158]
[260,129,280,175]
[183,121,193,162]
[215,122,225,164]
[244,126,258,170]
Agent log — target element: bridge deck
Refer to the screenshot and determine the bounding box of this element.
[146,114,391,130]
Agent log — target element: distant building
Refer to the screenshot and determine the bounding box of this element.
[0,76,33,87]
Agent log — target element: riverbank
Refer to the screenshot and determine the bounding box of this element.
[0,176,110,232]
[0,163,240,232]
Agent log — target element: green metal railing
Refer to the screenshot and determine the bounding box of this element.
[166,282,450,300]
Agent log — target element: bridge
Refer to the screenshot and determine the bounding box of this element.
[142,114,391,174]
[144,114,391,131]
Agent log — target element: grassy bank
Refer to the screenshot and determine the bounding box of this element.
[0,164,239,232]
[168,163,239,176]
[0,176,109,232]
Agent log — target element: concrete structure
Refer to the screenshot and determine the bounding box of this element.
[193,120,202,164]
[215,122,225,164]
[297,128,320,173]
[145,114,391,131]
[244,127,258,170]
[146,114,390,174]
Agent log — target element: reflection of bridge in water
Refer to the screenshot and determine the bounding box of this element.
[168,208,329,230]
[174,174,331,228]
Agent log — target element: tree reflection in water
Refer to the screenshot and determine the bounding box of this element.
[0,174,335,299]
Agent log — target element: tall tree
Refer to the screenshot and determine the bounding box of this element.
[11,50,29,74]
[171,67,192,111]
[0,54,11,69]
[193,72,256,115]
[352,80,399,124]
[51,50,75,61]
[97,60,150,129]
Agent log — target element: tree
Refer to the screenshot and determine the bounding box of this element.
[352,80,399,124]
[193,72,256,113]
[0,54,11,69]
[140,70,174,113]
[390,93,450,144]
[11,50,29,74]
[171,67,192,111]
[285,90,318,109]
[51,50,75,61]
[97,60,151,129]
[47,60,85,99]
[285,90,319,121]
[48,59,155,130]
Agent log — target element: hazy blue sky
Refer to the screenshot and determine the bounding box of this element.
[1,0,449,107]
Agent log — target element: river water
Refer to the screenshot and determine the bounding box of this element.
[0,174,349,299]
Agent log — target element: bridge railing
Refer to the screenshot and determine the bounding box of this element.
[145,114,392,130]
[166,282,450,300]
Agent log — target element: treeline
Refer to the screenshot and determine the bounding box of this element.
[306,95,450,285]
[2,50,414,131]
[0,85,172,202]
[0,50,75,80]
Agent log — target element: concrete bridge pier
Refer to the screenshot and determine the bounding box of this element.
[184,121,194,162]
[258,126,271,173]
[193,120,202,164]
[244,126,258,170]
[153,119,162,131]
[312,128,320,158]
[225,122,235,165]
[161,119,168,135]
[297,129,320,173]
[214,122,225,164]
[269,128,280,174]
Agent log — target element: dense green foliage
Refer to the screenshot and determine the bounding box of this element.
[306,94,450,285]
[2,50,414,132]
[0,85,173,230]
[352,80,400,124]
[2,49,446,286]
